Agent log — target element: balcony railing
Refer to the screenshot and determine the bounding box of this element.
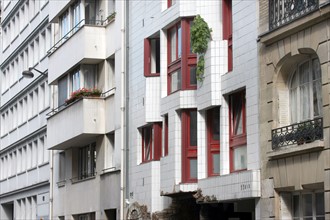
[71,171,97,183]
[269,0,318,30]
[47,12,116,55]
[271,118,323,149]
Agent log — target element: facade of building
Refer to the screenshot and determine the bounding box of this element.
[0,0,51,219]
[127,0,260,219]
[259,0,329,219]
[46,0,122,219]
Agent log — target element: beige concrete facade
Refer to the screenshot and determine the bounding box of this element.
[259,1,330,219]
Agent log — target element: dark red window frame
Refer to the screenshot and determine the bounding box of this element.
[167,19,197,95]
[167,0,175,8]
[164,115,169,156]
[144,37,160,77]
[182,109,198,183]
[207,107,220,177]
[142,123,162,163]
[229,90,247,172]
[223,0,232,72]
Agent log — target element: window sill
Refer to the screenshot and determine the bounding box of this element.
[20,24,28,34]
[27,167,37,172]
[10,80,18,89]
[28,114,38,122]
[1,133,8,139]
[71,175,96,184]
[2,88,9,96]
[100,167,120,176]
[57,180,66,188]
[38,161,49,168]
[18,121,27,128]
[0,178,6,183]
[9,128,17,134]
[268,140,324,159]
[3,45,10,53]
[8,174,16,179]
[17,171,26,176]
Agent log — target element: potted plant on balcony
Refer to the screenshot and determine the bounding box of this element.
[65,88,102,105]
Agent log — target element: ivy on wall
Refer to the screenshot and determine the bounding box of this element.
[191,15,212,82]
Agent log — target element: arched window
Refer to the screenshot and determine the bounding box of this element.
[290,58,322,123]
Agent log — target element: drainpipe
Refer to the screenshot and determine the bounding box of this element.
[49,150,54,219]
[120,0,127,219]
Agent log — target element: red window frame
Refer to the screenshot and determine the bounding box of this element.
[182,109,198,183]
[229,90,247,172]
[167,0,175,8]
[164,115,169,156]
[223,0,232,72]
[142,123,162,163]
[207,107,220,177]
[144,37,160,77]
[167,19,197,95]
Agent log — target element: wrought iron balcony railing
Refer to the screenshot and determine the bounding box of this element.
[271,118,323,149]
[269,0,318,30]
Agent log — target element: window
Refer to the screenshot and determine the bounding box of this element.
[283,192,325,220]
[223,0,232,72]
[290,58,322,123]
[207,107,220,176]
[108,0,115,14]
[60,11,69,38]
[167,19,197,94]
[168,0,176,8]
[75,212,95,220]
[59,151,66,181]
[142,123,162,162]
[182,109,198,183]
[144,35,160,77]
[105,133,115,169]
[71,69,80,92]
[58,76,68,106]
[164,115,169,156]
[72,1,81,30]
[229,90,246,172]
[78,143,96,180]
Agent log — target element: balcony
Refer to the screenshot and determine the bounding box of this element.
[271,118,323,150]
[269,0,318,30]
[47,19,111,84]
[47,97,106,150]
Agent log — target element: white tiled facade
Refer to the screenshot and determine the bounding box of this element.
[127,0,260,219]
[0,1,51,219]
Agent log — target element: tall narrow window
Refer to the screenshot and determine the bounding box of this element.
[78,143,96,180]
[60,11,69,38]
[223,0,232,72]
[142,123,162,162]
[207,107,220,176]
[167,19,196,94]
[72,1,81,31]
[58,76,68,106]
[229,90,246,172]
[71,69,80,92]
[168,0,176,8]
[144,35,160,77]
[182,109,198,183]
[290,57,322,123]
[164,115,169,156]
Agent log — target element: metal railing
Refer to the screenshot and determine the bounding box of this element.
[271,117,323,149]
[71,171,97,183]
[46,87,116,117]
[269,0,318,30]
[47,16,115,55]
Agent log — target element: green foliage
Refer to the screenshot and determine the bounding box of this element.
[191,15,212,82]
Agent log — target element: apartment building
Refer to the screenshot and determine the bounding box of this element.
[46,0,122,219]
[0,0,51,219]
[127,0,260,219]
[259,0,329,219]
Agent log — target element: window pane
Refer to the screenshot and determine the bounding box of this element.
[212,153,220,174]
[233,145,247,170]
[190,66,197,85]
[293,195,300,218]
[315,192,324,216]
[170,29,176,62]
[178,25,182,59]
[300,84,310,121]
[190,111,197,146]
[233,96,243,135]
[143,127,152,161]
[171,69,181,92]
[302,194,312,217]
[151,38,160,74]
[189,159,197,179]
[212,108,220,140]
[71,70,80,92]
[58,76,68,106]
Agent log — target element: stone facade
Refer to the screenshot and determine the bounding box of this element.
[259,1,330,219]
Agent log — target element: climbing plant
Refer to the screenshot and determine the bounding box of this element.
[191,15,212,82]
